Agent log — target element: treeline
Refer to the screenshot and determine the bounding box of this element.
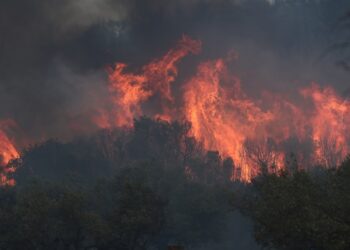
[245,157,350,250]
[0,165,230,249]
[0,118,349,249]
[0,118,237,250]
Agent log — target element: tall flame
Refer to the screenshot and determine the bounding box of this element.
[103,36,350,181]
[301,84,350,168]
[183,58,278,180]
[100,35,201,127]
[183,57,350,180]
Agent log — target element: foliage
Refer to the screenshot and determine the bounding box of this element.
[246,157,350,250]
[0,118,236,249]
[4,118,350,249]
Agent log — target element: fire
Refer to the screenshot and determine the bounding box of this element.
[99,35,201,128]
[183,58,278,180]
[103,36,350,181]
[301,84,350,168]
[0,120,19,185]
[0,130,19,167]
[0,39,346,183]
[183,59,350,180]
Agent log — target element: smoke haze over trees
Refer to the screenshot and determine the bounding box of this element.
[0,118,259,249]
[1,1,350,249]
[0,118,349,249]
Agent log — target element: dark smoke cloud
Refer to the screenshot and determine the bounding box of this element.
[0,0,350,145]
[0,0,125,142]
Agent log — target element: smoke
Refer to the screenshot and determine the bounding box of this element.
[192,211,260,250]
[47,0,126,32]
[0,0,350,146]
[0,0,126,143]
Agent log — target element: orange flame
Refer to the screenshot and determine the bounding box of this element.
[183,58,282,180]
[100,35,201,128]
[103,36,350,181]
[183,58,350,180]
[301,83,350,168]
[0,120,19,185]
[0,130,19,167]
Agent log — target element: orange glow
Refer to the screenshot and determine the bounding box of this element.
[101,35,201,128]
[0,120,19,185]
[183,58,350,180]
[300,83,350,168]
[102,36,350,181]
[0,130,19,166]
[183,59,283,180]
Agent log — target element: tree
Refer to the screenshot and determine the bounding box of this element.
[243,138,280,175]
[0,182,96,250]
[246,158,350,250]
[108,181,166,250]
[14,139,114,187]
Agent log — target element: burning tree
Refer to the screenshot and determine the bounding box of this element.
[243,138,283,176]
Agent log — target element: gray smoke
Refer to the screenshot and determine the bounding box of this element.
[0,0,350,144]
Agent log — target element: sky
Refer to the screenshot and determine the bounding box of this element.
[1,0,350,145]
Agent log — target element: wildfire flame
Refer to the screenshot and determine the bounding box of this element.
[0,130,19,167]
[102,36,350,181]
[301,84,350,168]
[0,120,19,185]
[0,37,347,183]
[98,35,201,127]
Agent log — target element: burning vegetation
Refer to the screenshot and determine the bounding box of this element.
[92,36,350,181]
[0,35,349,184]
[0,120,19,185]
[1,36,350,183]
[2,1,350,249]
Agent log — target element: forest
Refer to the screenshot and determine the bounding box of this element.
[0,118,349,250]
[1,0,350,249]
